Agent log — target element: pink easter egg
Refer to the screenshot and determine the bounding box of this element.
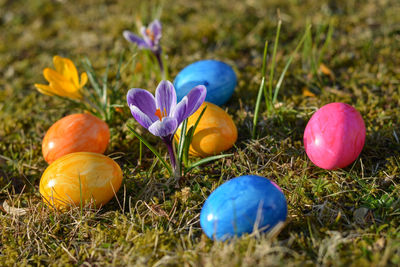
[303,103,366,170]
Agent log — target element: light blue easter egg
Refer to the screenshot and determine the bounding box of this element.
[173,60,237,106]
[200,175,287,241]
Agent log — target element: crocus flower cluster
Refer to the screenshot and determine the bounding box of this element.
[34,19,210,179]
[127,80,206,173]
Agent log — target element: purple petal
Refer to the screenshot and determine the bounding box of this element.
[123,30,149,49]
[172,97,188,126]
[129,106,153,129]
[155,80,177,116]
[140,26,154,48]
[127,88,158,122]
[172,85,206,126]
[149,19,162,43]
[184,85,207,118]
[148,117,178,137]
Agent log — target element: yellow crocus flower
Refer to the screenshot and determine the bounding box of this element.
[34,56,88,100]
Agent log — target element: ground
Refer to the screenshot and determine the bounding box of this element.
[1,0,400,266]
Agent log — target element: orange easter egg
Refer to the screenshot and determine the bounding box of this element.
[176,102,237,157]
[39,152,123,209]
[42,113,110,164]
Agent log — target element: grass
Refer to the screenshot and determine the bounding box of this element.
[1,0,400,265]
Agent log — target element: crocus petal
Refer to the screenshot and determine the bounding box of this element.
[53,56,79,88]
[148,117,178,137]
[140,26,153,48]
[149,19,162,43]
[171,85,206,125]
[129,105,154,129]
[184,85,207,118]
[123,30,149,48]
[44,69,79,93]
[35,82,67,97]
[171,97,188,126]
[34,84,54,96]
[155,80,177,116]
[80,72,88,88]
[50,81,82,99]
[43,68,68,84]
[127,88,159,122]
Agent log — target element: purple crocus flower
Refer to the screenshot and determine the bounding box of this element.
[123,19,162,52]
[127,80,206,172]
[123,20,164,74]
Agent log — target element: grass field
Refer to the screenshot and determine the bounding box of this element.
[1,0,400,265]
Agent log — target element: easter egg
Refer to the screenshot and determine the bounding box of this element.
[42,113,110,164]
[304,102,366,170]
[174,60,237,106]
[175,102,237,157]
[200,175,287,241]
[39,152,123,209]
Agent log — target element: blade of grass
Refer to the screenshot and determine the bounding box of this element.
[317,20,334,66]
[272,25,310,103]
[190,106,207,142]
[78,173,83,217]
[265,20,281,112]
[102,61,110,121]
[102,61,109,108]
[161,52,169,80]
[82,95,105,120]
[113,53,124,94]
[304,24,318,78]
[82,58,102,98]
[302,22,312,70]
[185,153,233,174]
[182,106,208,165]
[182,127,194,166]
[139,140,143,165]
[126,125,172,175]
[252,40,268,139]
[177,118,188,168]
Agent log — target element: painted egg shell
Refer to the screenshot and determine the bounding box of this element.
[173,60,237,106]
[39,152,123,209]
[200,175,287,241]
[175,102,237,157]
[42,113,110,164]
[304,102,366,170]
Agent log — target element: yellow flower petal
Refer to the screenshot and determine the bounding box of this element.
[53,56,79,88]
[80,72,88,88]
[43,68,82,99]
[43,68,69,84]
[51,84,82,100]
[34,84,55,96]
[50,79,82,98]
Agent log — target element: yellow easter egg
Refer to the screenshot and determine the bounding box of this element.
[39,152,123,210]
[176,102,237,157]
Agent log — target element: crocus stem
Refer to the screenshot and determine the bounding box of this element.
[154,51,165,79]
[164,138,180,179]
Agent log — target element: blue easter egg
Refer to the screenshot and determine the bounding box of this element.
[200,175,287,241]
[174,60,237,106]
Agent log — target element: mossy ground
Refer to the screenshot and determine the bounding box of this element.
[1,0,400,265]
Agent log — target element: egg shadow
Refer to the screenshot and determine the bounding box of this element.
[358,127,400,175]
[190,127,225,157]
